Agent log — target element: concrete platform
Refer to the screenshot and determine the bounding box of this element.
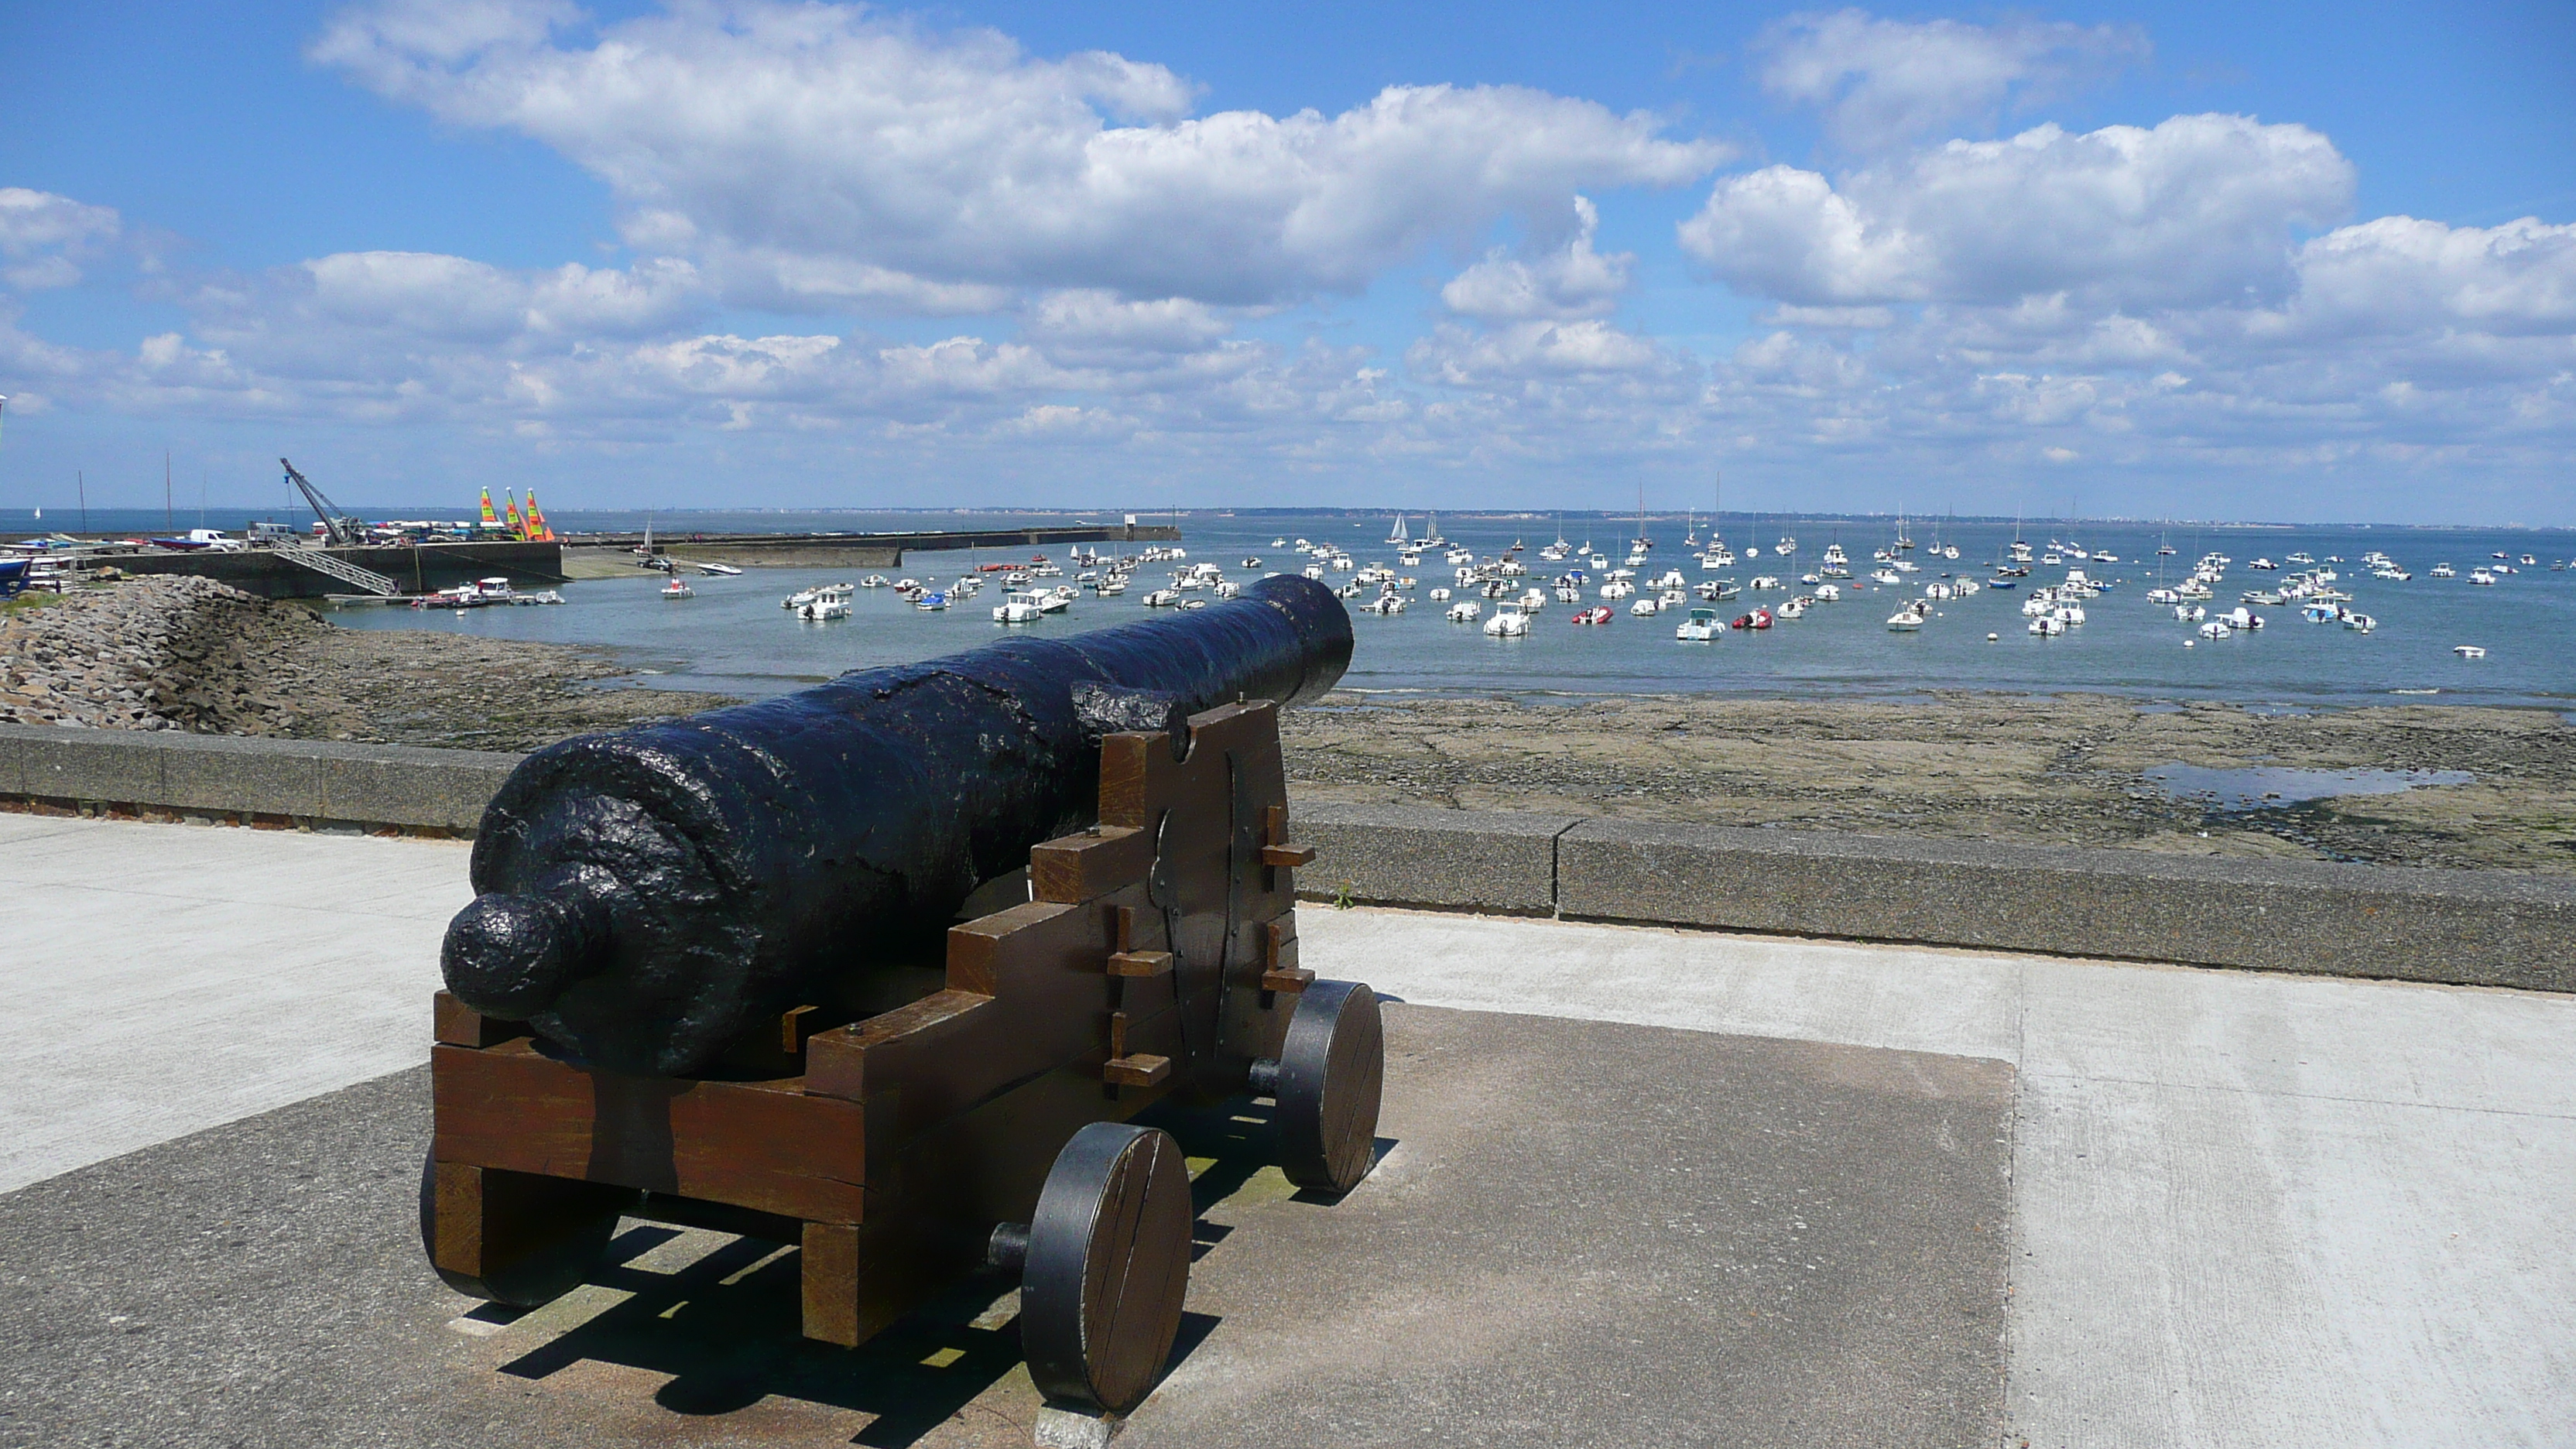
[2,812,2570,1447]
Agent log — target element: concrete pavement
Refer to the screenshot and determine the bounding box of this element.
[0,811,465,1193]
[1307,907,2576,1448]
[3,811,2570,1446]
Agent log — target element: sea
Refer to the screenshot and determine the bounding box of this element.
[9,507,2571,711]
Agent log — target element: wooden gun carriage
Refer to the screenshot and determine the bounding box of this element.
[420,699,1381,1414]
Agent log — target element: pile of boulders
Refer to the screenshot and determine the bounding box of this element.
[0,577,345,733]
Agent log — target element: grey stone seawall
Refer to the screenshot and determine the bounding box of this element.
[4,723,2568,992]
[1300,801,2576,995]
[0,723,512,835]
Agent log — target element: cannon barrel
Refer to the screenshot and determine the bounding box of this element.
[442,574,1351,1074]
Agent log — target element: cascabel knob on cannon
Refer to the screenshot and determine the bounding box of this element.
[439,574,1352,1074]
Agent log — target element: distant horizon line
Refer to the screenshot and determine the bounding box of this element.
[2,504,2571,534]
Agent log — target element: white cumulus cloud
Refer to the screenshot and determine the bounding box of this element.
[1680,115,2354,310]
[297,251,704,341]
[0,187,122,290]
[2259,215,2576,340]
[1753,9,2150,152]
[1440,197,1632,320]
[1022,291,1234,354]
[313,0,1728,310]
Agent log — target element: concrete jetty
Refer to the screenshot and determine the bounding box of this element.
[566,522,1184,575]
[8,523,1185,598]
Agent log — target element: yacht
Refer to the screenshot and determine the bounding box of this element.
[1482,601,1530,637]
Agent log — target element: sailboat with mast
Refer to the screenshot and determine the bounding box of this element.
[1389,513,1410,545]
[632,510,670,571]
[1701,470,1735,567]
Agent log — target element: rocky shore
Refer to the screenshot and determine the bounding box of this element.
[1277,690,2576,876]
[0,578,737,751]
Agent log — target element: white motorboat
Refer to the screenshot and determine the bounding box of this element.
[1886,604,1925,631]
[2454,644,2486,658]
[1629,598,1662,616]
[993,591,1044,623]
[1482,602,1530,637]
[1674,607,1722,641]
[1446,600,1481,622]
[1142,588,1181,608]
[661,578,694,600]
[798,598,850,621]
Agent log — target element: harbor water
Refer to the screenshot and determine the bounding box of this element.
[15,509,2571,710]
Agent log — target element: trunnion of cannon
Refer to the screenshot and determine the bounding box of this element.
[420,696,1382,1416]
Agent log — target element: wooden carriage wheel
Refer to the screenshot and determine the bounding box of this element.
[1017,1122,1194,1413]
[1268,980,1384,1194]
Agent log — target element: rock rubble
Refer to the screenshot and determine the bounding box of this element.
[0,579,737,748]
[0,577,238,730]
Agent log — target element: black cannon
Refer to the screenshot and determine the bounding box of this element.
[443,572,1352,1076]
[420,575,1383,1419]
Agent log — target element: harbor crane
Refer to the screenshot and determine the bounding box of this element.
[279,458,365,547]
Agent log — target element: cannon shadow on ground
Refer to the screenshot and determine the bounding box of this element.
[476,1091,1382,1446]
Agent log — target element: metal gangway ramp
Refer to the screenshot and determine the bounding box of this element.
[273,543,402,596]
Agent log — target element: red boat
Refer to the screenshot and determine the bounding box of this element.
[1731,608,1774,630]
[1570,605,1612,625]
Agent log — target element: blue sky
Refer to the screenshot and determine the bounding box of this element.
[2,1,2571,522]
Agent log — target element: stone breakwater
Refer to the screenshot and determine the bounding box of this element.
[0,580,738,748]
[0,577,242,731]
